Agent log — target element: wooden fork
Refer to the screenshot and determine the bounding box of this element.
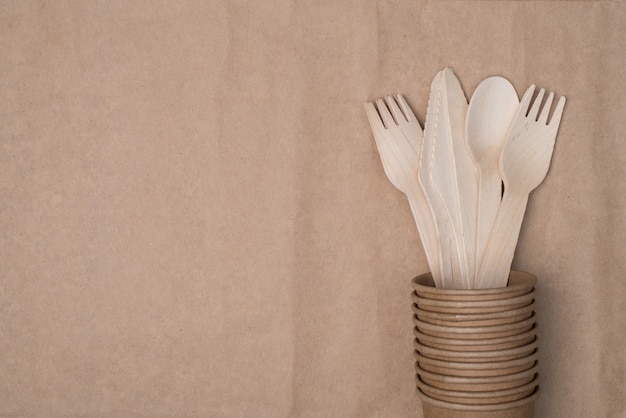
[477,85,566,288]
[365,95,442,285]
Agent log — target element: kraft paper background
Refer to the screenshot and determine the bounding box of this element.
[1,1,624,417]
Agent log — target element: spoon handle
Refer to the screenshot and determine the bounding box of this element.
[477,192,529,289]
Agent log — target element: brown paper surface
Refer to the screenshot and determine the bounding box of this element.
[1,1,624,417]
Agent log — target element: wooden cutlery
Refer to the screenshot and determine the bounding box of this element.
[365,71,566,289]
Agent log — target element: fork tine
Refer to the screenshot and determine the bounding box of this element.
[548,96,566,128]
[364,102,384,132]
[538,92,554,124]
[395,94,417,123]
[519,85,535,117]
[528,88,545,121]
[385,95,406,123]
[376,98,395,129]
[364,102,392,167]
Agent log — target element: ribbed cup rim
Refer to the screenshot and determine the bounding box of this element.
[414,326,536,347]
[413,312,536,336]
[413,301,536,324]
[413,338,538,360]
[412,271,537,299]
[415,374,539,398]
[412,292,534,315]
[416,351,539,371]
[418,359,536,378]
[418,384,536,406]
[416,363,538,384]
[414,290,535,309]
[416,385,540,411]
[416,312,534,329]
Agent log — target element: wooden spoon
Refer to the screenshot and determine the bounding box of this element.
[466,77,519,283]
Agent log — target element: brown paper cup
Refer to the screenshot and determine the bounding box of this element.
[412,271,536,301]
[413,313,536,340]
[414,302,535,327]
[416,375,538,405]
[419,361,536,380]
[415,363,538,392]
[413,291,535,314]
[414,338,538,363]
[410,271,540,416]
[418,387,538,418]
[414,327,536,352]
[417,353,538,378]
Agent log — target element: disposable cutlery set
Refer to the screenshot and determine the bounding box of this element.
[365,68,566,417]
[365,68,565,289]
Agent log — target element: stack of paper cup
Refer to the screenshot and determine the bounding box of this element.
[412,271,539,418]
